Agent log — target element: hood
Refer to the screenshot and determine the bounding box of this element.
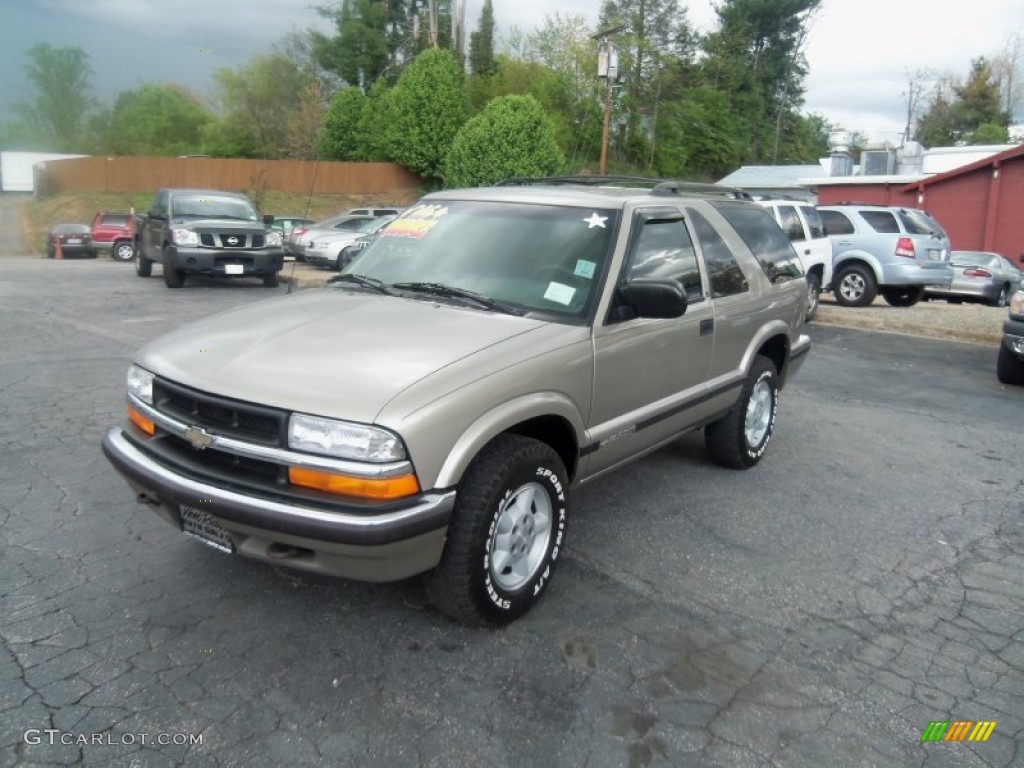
[173,218,265,233]
[136,289,552,423]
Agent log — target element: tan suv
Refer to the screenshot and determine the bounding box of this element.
[102,178,811,625]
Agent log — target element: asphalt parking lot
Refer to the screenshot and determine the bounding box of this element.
[1,255,1022,767]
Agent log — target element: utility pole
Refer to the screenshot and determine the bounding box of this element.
[593,25,623,175]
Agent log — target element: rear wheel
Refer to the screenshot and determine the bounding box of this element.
[833,264,877,307]
[880,286,925,307]
[263,271,280,288]
[992,285,1010,308]
[705,356,779,469]
[996,343,1024,385]
[135,249,152,277]
[425,434,568,625]
[112,240,135,262]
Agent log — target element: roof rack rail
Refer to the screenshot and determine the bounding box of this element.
[496,175,753,200]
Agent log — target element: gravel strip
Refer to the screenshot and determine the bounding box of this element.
[815,295,1006,345]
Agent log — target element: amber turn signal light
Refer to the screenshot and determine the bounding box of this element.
[127,405,155,435]
[288,467,419,500]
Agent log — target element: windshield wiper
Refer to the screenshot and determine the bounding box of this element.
[391,282,524,315]
[328,273,395,295]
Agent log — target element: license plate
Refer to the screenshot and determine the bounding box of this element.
[180,505,234,553]
[224,264,244,275]
[928,250,942,261]
[67,238,82,244]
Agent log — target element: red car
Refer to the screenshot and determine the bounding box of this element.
[90,212,138,262]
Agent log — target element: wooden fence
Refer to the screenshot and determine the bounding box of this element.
[34,155,422,197]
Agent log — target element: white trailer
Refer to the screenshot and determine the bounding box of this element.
[0,151,86,193]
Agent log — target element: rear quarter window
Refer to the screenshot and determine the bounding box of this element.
[859,210,900,233]
[713,202,803,285]
[99,214,129,226]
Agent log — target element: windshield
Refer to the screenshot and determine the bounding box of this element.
[341,200,618,319]
[170,195,259,221]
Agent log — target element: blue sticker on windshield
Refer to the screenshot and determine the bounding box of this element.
[574,260,596,279]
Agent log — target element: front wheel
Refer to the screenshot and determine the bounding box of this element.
[705,356,779,469]
[880,286,925,307]
[996,343,1024,385]
[425,434,568,625]
[804,272,821,321]
[833,264,878,307]
[263,271,280,288]
[135,248,152,277]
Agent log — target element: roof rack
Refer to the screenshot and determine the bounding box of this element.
[496,175,753,201]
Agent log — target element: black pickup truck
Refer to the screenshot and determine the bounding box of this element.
[135,188,285,288]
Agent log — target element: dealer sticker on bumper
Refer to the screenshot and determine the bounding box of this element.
[180,505,234,553]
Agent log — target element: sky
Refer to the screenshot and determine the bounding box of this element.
[1,0,1023,147]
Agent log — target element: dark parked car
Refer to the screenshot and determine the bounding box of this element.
[997,290,1024,385]
[46,223,96,259]
[90,212,139,262]
[925,251,1022,307]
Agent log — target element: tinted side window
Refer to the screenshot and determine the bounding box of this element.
[625,217,704,301]
[101,214,129,226]
[860,210,900,233]
[819,210,854,235]
[687,208,749,298]
[713,202,804,284]
[802,206,826,238]
[776,206,804,241]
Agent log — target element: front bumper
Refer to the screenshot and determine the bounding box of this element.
[1003,316,1024,359]
[167,245,284,276]
[102,427,454,581]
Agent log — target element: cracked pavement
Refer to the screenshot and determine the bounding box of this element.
[0,252,1021,767]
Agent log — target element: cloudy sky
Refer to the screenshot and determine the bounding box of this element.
[2,0,1022,145]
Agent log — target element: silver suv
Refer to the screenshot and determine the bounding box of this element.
[102,179,811,625]
[818,204,953,307]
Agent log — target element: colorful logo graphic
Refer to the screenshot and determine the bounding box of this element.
[920,721,996,742]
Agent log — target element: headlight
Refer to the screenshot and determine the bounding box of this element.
[127,365,154,404]
[1009,290,1024,317]
[266,231,282,246]
[172,228,199,246]
[288,414,406,462]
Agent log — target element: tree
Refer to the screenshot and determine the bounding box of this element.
[469,0,497,76]
[12,44,95,151]
[915,58,1009,146]
[355,79,394,160]
[444,95,564,187]
[319,87,367,160]
[385,48,466,185]
[204,52,316,158]
[101,84,212,155]
[991,33,1023,122]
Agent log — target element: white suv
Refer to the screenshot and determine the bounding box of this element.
[757,200,832,320]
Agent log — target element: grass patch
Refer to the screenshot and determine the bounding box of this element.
[22,189,420,255]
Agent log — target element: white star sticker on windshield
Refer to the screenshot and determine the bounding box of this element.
[583,212,608,229]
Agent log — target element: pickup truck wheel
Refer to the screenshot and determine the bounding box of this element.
[833,264,877,307]
[163,263,185,289]
[880,286,924,307]
[135,251,152,277]
[805,273,821,321]
[997,343,1024,385]
[263,271,280,288]
[112,240,135,262]
[705,356,778,469]
[426,434,568,625]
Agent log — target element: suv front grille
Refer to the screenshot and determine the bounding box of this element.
[153,379,285,446]
[197,234,265,248]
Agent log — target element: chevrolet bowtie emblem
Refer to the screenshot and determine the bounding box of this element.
[184,426,215,450]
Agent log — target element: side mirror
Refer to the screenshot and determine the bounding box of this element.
[616,279,688,319]
[263,214,275,226]
[148,210,166,221]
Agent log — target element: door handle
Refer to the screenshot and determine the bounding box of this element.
[700,319,714,337]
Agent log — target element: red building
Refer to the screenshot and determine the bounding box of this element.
[814,144,1024,264]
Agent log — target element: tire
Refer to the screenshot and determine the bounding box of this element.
[46,245,54,259]
[425,434,568,625]
[162,248,185,288]
[705,355,779,470]
[833,264,878,308]
[996,343,1024,385]
[263,271,280,288]
[804,272,821,322]
[135,250,152,277]
[880,286,925,307]
[112,240,135,262]
[992,285,1010,308]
